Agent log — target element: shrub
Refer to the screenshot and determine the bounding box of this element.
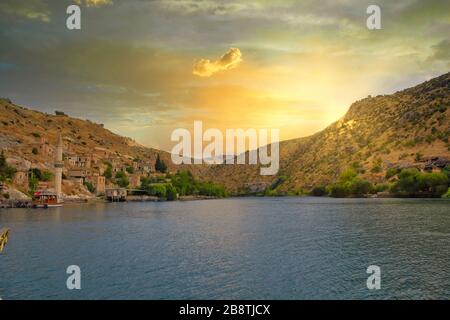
[442,187,450,198]
[350,178,373,195]
[327,183,349,198]
[391,169,449,196]
[166,184,178,201]
[84,181,96,193]
[31,132,41,138]
[0,150,16,181]
[126,166,134,174]
[145,184,167,198]
[385,168,398,179]
[197,181,226,197]
[103,163,113,179]
[311,186,327,197]
[32,147,39,155]
[115,172,129,188]
[374,183,389,193]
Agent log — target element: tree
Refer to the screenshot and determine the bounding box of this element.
[349,178,373,195]
[115,171,129,188]
[28,174,39,194]
[143,184,166,198]
[155,154,167,173]
[0,150,16,181]
[126,166,134,174]
[392,168,449,196]
[103,163,112,179]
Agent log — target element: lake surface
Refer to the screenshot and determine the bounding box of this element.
[0,197,449,300]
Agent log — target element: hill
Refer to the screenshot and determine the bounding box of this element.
[197,72,450,194]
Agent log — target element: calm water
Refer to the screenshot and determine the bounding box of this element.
[0,197,449,300]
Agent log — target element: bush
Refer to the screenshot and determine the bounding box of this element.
[31,132,41,138]
[442,187,450,198]
[32,147,39,155]
[326,168,374,197]
[40,170,53,182]
[327,183,349,198]
[84,181,96,193]
[28,175,39,194]
[197,181,227,197]
[311,186,327,197]
[126,166,134,174]
[385,168,398,179]
[103,164,113,179]
[350,178,373,195]
[374,183,390,192]
[391,168,449,196]
[170,170,196,196]
[0,150,16,182]
[166,184,178,201]
[144,184,167,198]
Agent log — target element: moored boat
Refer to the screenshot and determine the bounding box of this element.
[32,191,63,208]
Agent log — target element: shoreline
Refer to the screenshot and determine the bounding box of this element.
[1,194,448,209]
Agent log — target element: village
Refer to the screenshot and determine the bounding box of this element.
[0,132,171,207]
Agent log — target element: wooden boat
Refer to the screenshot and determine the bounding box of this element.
[32,191,63,208]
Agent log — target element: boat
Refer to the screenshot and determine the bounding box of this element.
[32,191,63,208]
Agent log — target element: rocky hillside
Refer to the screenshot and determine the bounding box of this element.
[197,72,450,193]
[0,99,174,171]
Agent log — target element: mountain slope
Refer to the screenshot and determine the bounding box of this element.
[197,72,450,193]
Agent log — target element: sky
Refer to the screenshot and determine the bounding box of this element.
[0,0,449,151]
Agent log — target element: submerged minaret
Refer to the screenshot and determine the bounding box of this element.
[54,134,63,202]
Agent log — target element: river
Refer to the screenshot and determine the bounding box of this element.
[0,197,449,299]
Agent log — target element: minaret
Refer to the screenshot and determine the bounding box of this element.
[54,134,63,202]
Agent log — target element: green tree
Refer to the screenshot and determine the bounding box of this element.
[126,166,134,174]
[170,170,196,195]
[115,171,129,188]
[103,163,113,179]
[143,184,167,198]
[349,178,373,195]
[28,174,39,194]
[155,154,167,173]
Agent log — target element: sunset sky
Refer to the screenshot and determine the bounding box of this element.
[0,0,449,151]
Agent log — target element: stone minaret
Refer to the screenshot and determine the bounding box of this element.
[54,134,63,202]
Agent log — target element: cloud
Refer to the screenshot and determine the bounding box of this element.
[75,0,113,7]
[0,0,51,22]
[193,48,243,77]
